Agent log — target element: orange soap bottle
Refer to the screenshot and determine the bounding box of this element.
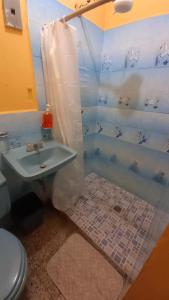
[42,104,53,129]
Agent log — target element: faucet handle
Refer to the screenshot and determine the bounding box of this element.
[26,143,34,152]
[26,140,44,152]
[37,140,44,149]
[0,131,8,138]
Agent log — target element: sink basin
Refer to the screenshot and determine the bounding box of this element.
[3,141,77,182]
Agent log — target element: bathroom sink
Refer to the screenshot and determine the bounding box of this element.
[3,141,77,182]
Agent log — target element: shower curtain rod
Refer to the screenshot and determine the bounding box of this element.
[60,0,114,22]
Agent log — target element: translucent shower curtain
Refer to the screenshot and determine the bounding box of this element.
[41,21,84,211]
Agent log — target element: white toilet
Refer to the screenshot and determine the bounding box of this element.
[0,171,28,300]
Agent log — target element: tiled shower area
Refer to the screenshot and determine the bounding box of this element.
[66,173,169,281]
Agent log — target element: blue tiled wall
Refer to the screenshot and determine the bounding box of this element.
[90,15,169,208]
[0,112,42,150]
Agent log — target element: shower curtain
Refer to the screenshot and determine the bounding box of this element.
[41,21,84,211]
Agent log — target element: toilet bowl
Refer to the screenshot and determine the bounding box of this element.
[0,229,28,300]
[0,172,28,299]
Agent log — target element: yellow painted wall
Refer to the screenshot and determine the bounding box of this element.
[57,0,106,29]
[0,0,38,114]
[58,0,169,30]
[104,0,169,30]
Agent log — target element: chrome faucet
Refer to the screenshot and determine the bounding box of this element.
[0,131,8,138]
[26,141,44,153]
[33,141,44,153]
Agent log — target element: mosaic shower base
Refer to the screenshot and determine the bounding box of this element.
[66,173,168,280]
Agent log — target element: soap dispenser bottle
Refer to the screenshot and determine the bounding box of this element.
[42,104,53,129]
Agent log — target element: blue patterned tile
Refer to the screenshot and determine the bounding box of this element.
[66,173,169,279]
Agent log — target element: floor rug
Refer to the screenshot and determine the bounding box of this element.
[47,233,123,300]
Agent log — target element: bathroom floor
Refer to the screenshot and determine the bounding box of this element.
[16,173,168,299]
[18,207,77,300]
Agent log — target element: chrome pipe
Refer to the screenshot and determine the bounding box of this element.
[60,0,114,23]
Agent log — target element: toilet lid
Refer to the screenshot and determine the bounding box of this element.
[0,229,24,300]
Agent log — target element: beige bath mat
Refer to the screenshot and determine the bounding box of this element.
[47,233,123,300]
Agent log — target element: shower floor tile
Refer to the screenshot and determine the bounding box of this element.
[66,173,168,279]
